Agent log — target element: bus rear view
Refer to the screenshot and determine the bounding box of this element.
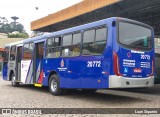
[110,18,154,88]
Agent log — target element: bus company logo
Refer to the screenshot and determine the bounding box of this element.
[127,52,131,58]
[58,59,67,71]
[60,59,64,67]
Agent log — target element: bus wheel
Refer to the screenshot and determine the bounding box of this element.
[11,74,19,87]
[49,74,63,96]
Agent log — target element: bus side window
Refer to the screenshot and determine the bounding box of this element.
[94,27,107,54]
[82,29,95,55]
[54,37,61,57]
[82,27,107,55]
[46,37,61,58]
[10,46,16,61]
[23,43,33,60]
[71,33,81,56]
[18,47,22,60]
[4,47,9,62]
[47,38,54,48]
[37,42,44,59]
[62,34,72,57]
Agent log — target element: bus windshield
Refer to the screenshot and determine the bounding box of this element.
[118,22,152,50]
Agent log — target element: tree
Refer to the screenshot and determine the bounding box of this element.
[0,17,9,33]
[0,17,8,24]
[0,23,12,33]
[0,16,28,37]
[14,23,24,33]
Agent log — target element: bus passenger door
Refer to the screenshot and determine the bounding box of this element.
[33,42,44,84]
[21,43,34,84]
[16,46,22,81]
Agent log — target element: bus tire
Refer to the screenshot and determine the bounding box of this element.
[11,74,19,87]
[49,74,63,96]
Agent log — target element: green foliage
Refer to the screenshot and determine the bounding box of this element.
[0,16,27,34]
[0,23,24,34]
[15,24,24,33]
[8,33,29,38]
[0,23,13,33]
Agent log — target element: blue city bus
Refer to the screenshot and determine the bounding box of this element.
[2,17,155,95]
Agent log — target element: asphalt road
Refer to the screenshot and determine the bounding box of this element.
[0,76,160,117]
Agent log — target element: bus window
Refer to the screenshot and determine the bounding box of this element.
[37,42,44,59]
[46,37,61,58]
[63,35,72,46]
[94,27,107,54]
[24,43,29,51]
[47,38,54,48]
[82,29,95,55]
[82,27,107,55]
[118,22,152,50]
[96,27,107,41]
[29,43,34,51]
[3,47,9,62]
[18,47,22,60]
[73,33,81,45]
[23,43,33,60]
[83,29,95,43]
[71,33,81,56]
[55,37,61,46]
[10,46,16,61]
[62,34,72,57]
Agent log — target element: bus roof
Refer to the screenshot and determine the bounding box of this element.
[23,17,115,44]
[6,17,153,46]
[46,17,111,38]
[5,40,24,47]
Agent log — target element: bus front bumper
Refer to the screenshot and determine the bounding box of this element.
[109,75,154,88]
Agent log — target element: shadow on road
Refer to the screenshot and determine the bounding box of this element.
[64,90,148,104]
[6,84,49,93]
[5,84,148,105]
[112,84,160,95]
